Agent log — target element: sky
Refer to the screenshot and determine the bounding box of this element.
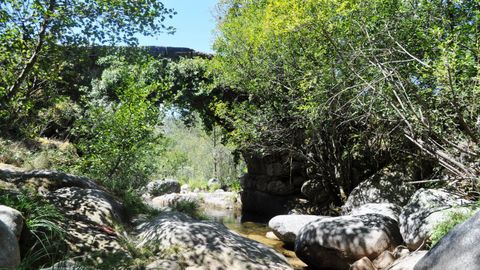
[136,0,218,54]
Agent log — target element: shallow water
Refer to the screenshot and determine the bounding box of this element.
[201,207,308,269]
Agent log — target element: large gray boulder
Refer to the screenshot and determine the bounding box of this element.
[414,210,480,270]
[268,215,324,244]
[295,214,403,270]
[0,219,20,269]
[147,179,181,196]
[342,168,415,214]
[350,203,402,222]
[136,212,292,270]
[399,188,473,250]
[0,205,24,239]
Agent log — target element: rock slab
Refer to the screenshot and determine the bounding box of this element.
[136,212,292,270]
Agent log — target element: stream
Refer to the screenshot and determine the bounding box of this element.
[201,207,308,270]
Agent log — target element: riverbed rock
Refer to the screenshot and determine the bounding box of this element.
[0,219,20,269]
[0,205,24,239]
[150,193,199,209]
[295,214,403,270]
[201,191,239,210]
[399,188,473,250]
[268,214,324,244]
[350,203,402,222]
[147,179,181,196]
[342,168,415,213]
[414,210,480,270]
[136,212,292,270]
[386,251,427,270]
[351,257,376,270]
[373,250,396,269]
[266,231,280,240]
[46,187,126,255]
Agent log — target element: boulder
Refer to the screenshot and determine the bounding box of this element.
[342,168,415,213]
[147,179,181,196]
[399,188,473,250]
[268,215,324,244]
[350,203,402,222]
[295,214,403,270]
[149,193,199,209]
[373,250,396,269]
[136,212,292,270]
[47,187,126,255]
[414,210,480,270]
[201,191,239,210]
[0,219,20,269]
[0,205,24,239]
[386,251,427,270]
[266,231,280,241]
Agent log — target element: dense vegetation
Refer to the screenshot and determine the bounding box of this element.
[210,0,479,202]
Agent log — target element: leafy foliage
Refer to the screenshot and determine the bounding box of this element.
[74,56,167,194]
[212,0,480,202]
[0,0,175,136]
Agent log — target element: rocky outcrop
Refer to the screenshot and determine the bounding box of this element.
[414,210,480,270]
[295,214,403,270]
[399,188,473,250]
[268,214,324,244]
[342,168,415,214]
[0,167,102,192]
[135,212,292,270]
[241,152,308,218]
[146,179,181,197]
[0,207,22,269]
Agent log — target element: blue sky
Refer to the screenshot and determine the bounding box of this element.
[137,0,218,53]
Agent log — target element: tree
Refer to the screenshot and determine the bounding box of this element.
[212,0,479,205]
[0,0,175,134]
[74,56,167,192]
